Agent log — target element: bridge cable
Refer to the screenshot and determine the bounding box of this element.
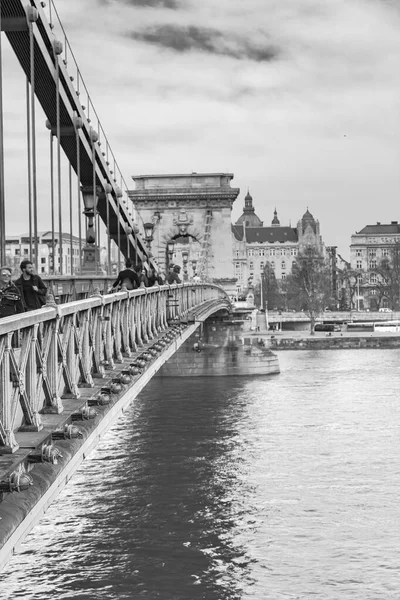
[117,192,121,273]
[74,114,82,273]
[105,187,111,276]
[69,163,73,275]
[28,7,39,270]
[91,129,98,274]
[53,38,63,275]
[0,14,6,265]
[26,79,33,258]
[49,130,55,274]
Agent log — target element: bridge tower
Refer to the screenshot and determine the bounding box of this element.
[128,173,240,290]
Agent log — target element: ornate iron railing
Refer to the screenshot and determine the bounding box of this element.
[0,284,228,453]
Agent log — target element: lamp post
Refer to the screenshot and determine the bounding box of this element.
[81,185,100,274]
[167,241,175,267]
[143,222,154,252]
[124,224,132,260]
[182,249,189,282]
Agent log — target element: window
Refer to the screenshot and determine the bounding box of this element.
[281,273,286,280]
[369,260,377,269]
[248,249,254,257]
[270,249,275,256]
[281,261,286,270]
[260,249,265,256]
[235,262,240,269]
[370,273,377,284]
[271,261,275,268]
[249,261,254,269]
[356,261,362,269]
[24,248,29,255]
[41,267,45,273]
[368,249,376,257]
[382,249,389,257]
[356,249,362,257]
[235,251,240,258]
[370,289,377,295]
[260,261,264,270]
[15,249,20,256]
[290,248,297,256]
[41,257,46,264]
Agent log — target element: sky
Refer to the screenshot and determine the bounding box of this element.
[2,0,400,259]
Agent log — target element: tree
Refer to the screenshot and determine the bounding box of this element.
[284,246,333,334]
[374,243,400,310]
[254,261,282,310]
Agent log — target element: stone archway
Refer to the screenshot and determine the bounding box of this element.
[127,173,240,288]
[166,233,202,281]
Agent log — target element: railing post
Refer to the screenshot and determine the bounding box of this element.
[112,295,123,363]
[42,317,64,414]
[0,334,19,453]
[22,323,43,430]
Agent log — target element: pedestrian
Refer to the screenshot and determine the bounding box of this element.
[166,265,175,283]
[15,260,47,311]
[192,272,201,283]
[111,258,140,291]
[139,267,148,287]
[0,266,24,318]
[147,268,164,286]
[167,264,181,284]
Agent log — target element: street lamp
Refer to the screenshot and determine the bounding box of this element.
[182,249,189,281]
[125,224,132,260]
[143,222,154,251]
[167,241,175,266]
[349,274,360,311]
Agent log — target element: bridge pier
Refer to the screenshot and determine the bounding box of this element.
[157,314,279,377]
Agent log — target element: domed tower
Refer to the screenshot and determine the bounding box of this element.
[297,208,324,253]
[235,191,263,227]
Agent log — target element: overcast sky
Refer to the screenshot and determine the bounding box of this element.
[2,0,400,258]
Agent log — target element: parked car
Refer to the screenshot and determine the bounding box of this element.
[379,307,392,312]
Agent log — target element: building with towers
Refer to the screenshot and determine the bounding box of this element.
[231,191,325,292]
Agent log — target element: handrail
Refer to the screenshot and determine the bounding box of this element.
[0,284,230,452]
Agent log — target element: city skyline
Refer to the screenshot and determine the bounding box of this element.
[1,0,400,260]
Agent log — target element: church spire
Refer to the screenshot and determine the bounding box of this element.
[271,208,280,226]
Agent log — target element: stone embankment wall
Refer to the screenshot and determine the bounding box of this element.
[157,319,279,377]
[270,335,400,350]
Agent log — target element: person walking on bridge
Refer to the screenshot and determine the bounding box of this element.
[15,260,47,311]
[0,266,24,318]
[112,258,140,291]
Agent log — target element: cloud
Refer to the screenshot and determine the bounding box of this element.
[2,0,400,258]
[99,0,179,7]
[130,24,278,62]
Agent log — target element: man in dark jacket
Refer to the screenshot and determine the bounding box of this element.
[147,268,164,287]
[14,260,47,311]
[0,266,25,318]
[167,264,181,284]
[112,258,140,291]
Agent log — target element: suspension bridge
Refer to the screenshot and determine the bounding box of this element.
[0,0,279,569]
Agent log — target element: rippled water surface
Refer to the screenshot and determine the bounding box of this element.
[1,349,400,599]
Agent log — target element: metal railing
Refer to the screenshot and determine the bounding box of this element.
[0,283,229,453]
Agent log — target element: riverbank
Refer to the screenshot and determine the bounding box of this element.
[245,330,400,350]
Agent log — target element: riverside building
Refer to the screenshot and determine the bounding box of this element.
[231,191,324,292]
[349,221,400,310]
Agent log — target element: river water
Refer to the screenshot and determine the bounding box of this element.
[1,349,400,599]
